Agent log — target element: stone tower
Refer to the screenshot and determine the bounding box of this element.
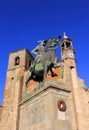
[0,34,89,130]
[0,49,34,130]
[60,33,89,130]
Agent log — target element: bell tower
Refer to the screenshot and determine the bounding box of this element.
[60,32,75,63]
[60,33,79,129]
[60,32,77,88]
[60,33,89,130]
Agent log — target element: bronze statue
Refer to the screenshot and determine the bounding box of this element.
[25,36,62,88]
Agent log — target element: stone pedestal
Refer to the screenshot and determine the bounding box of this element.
[19,80,71,130]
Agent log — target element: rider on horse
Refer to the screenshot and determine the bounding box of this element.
[25,36,61,88]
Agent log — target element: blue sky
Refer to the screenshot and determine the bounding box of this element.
[0,0,89,105]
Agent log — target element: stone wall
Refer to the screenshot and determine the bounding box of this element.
[0,49,33,130]
[19,81,72,130]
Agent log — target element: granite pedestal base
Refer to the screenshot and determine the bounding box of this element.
[19,80,71,130]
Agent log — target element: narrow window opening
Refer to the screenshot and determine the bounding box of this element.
[70,66,75,69]
[15,57,20,66]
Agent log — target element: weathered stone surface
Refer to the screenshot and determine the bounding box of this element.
[19,82,71,130]
[0,49,34,130]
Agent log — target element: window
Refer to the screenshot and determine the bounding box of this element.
[15,56,20,66]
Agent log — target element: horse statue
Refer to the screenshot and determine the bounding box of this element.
[24,36,63,88]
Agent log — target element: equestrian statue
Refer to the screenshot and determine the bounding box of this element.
[24,36,63,88]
